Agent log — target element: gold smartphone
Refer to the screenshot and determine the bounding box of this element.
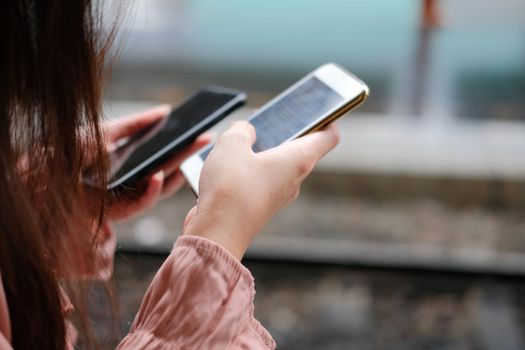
[181,63,369,194]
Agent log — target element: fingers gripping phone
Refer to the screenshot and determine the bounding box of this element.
[105,87,246,190]
[180,63,369,195]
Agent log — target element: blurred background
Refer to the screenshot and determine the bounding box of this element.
[102,0,525,349]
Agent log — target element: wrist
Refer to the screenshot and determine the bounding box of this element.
[182,189,266,260]
[183,223,249,261]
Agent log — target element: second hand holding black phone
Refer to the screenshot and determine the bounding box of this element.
[105,86,246,190]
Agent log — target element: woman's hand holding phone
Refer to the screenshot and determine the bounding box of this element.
[182,121,340,260]
[105,105,211,221]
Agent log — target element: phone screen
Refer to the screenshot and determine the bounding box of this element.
[200,77,343,160]
[111,90,241,183]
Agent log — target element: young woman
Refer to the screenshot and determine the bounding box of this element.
[0,1,339,349]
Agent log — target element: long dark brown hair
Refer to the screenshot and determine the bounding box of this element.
[0,1,118,348]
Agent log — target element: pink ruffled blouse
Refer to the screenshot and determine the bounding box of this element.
[0,227,275,349]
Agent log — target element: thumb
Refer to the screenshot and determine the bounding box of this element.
[218,121,257,149]
[106,104,170,141]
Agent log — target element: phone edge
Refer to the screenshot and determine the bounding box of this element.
[107,91,246,190]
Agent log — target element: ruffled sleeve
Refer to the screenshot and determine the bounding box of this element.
[117,235,275,350]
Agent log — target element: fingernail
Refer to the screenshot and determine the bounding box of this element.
[155,104,172,113]
[200,131,216,140]
[156,170,165,180]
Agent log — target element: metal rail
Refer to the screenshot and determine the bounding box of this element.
[117,236,525,278]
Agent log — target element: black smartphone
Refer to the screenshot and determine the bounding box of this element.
[105,86,246,190]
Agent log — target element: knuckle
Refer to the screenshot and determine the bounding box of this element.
[291,187,300,202]
[281,185,300,206]
[237,122,255,142]
[244,121,256,134]
[295,159,314,177]
[331,126,341,145]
